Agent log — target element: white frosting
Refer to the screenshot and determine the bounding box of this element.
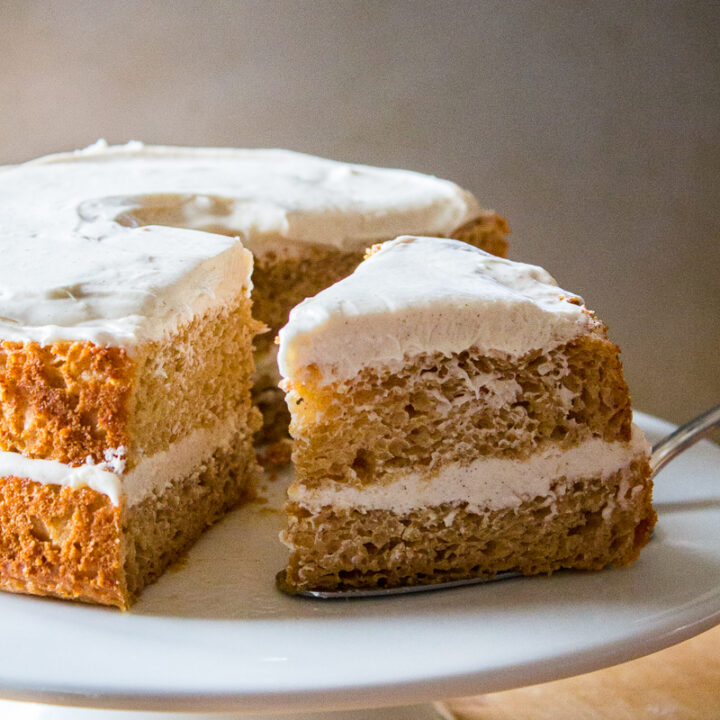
[0,226,252,347]
[26,141,480,254]
[1,143,480,346]
[278,236,600,383]
[0,451,124,506]
[289,426,650,514]
[0,418,243,507]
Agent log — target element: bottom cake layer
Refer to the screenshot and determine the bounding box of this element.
[0,428,258,608]
[282,459,656,590]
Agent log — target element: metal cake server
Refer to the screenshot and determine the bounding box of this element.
[276,404,720,599]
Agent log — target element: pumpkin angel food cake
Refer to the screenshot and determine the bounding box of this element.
[0,143,507,607]
[278,236,656,591]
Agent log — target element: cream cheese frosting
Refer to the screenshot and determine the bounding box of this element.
[278,235,601,383]
[0,226,252,347]
[0,416,245,507]
[25,141,480,255]
[1,142,481,346]
[288,426,650,515]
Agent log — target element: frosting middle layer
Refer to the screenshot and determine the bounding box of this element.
[0,417,245,507]
[288,425,650,514]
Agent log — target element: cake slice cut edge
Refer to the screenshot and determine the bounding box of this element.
[0,233,262,608]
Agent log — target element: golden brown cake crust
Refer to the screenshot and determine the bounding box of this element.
[0,475,126,607]
[0,298,261,468]
[0,341,134,466]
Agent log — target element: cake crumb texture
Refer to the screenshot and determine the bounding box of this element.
[123,426,259,601]
[0,297,260,469]
[283,460,655,590]
[253,213,508,442]
[130,299,261,463]
[0,423,259,608]
[286,334,632,489]
[0,340,133,466]
[0,476,126,606]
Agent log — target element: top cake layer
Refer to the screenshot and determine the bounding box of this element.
[278,236,602,383]
[0,142,482,346]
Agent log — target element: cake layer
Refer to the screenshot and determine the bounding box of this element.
[128,298,261,462]
[278,236,595,384]
[282,459,656,591]
[123,429,258,601]
[288,426,650,514]
[0,414,251,507]
[0,477,123,605]
[251,245,363,349]
[0,423,258,608]
[284,334,633,488]
[0,293,260,467]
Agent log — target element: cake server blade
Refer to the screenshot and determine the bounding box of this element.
[277,403,720,600]
[275,569,524,599]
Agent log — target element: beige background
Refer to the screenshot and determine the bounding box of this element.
[1,0,718,427]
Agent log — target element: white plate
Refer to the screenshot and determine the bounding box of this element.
[1,411,719,713]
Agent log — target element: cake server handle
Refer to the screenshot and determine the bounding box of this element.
[650,403,720,474]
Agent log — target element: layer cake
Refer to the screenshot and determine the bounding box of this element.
[0,144,509,605]
[278,236,656,590]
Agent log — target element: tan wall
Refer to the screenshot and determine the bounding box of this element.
[1,0,718,428]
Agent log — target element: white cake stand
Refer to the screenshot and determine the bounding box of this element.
[1,412,719,719]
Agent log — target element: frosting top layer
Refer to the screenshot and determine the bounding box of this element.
[0,142,480,345]
[23,141,481,253]
[0,221,252,346]
[278,236,601,382]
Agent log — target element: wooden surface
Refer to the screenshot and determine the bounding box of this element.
[443,624,720,720]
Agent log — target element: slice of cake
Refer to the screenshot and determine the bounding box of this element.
[29,142,509,442]
[278,236,656,591]
[0,163,262,606]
